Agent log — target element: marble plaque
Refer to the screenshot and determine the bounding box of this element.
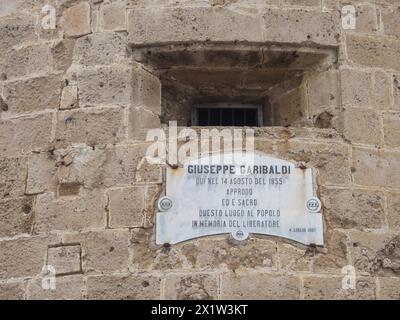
[156,152,324,245]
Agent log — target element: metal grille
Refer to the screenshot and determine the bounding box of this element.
[196,107,260,126]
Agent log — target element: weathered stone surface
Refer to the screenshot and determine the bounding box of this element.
[109,184,161,228]
[0,282,25,300]
[352,148,400,188]
[312,230,348,273]
[55,107,125,148]
[0,14,37,49]
[164,273,218,300]
[60,85,79,110]
[26,152,57,195]
[3,74,62,115]
[381,6,400,39]
[387,192,400,232]
[321,188,385,230]
[47,245,82,275]
[0,44,51,80]
[128,7,264,45]
[64,2,91,37]
[0,196,34,238]
[378,277,400,300]
[275,140,351,186]
[278,243,312,272]
[263,8,340,46]
[34,189,106,233]
[27,275,85,300]
[383,112,400,148]
[0,113,53,156]
[77,65,132,107]
[54,143,160,189]
[349,231,400,276]
[303,276,376,300]
[346,34,400,70]
[132,67,161,114]
[221,273,300,299]
[342,107,381,146]
[86,274,161,299]
[73,33,127,66]
[307,70,339,110]
[129,107,160,140]
[341,68,373,108]
[100,1,127,31]
[131,229,277,272]
[64,230,130,273]
[374,70,392,110]
[0,157,27,199]
[52,39,76,72]
[0,235,59,279]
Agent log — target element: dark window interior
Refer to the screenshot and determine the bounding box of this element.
[196,107,259,126]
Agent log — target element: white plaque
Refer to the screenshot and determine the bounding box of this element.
[156,152,324,245]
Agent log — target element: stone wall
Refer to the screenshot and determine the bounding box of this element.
[0,0,399,300]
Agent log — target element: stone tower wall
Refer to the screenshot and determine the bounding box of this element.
[0,0,399,299]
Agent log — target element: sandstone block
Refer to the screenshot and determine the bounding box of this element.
[109,186,145,228]
[0,157,27,199]
[383,112,400,148]
[26,152,57,195]
[0,235,59,279]
[52,39,76,72]
[221,273,300,299]
[348,231,398,276]
[100,1,127,31]
[3,74,62,115]
[64,230,130,273]
[373,70,392,110]
[0,113,53,157]
[381,6,400,39]
[303,276,376,300]
[263,8,340,46]
[64,2,91,37]
[132,67,161,114]
[340,68,373,108]
[378,277,400,300]
[0,196,34,238]
[86,274,161,299]
[1,44,51,80]
[128,7,264,45]
[346,34,400,70]
[47,245,82,275]
[129,107,160,140]
[275,140,352,186]
[0,14,37,50]
[27,275,85,300]
[312,229,348,273]
[73,32,127,66]
[352,148,400,188]
[278,243,312,272]
[164,273,218,300]
[321,188,385,229]
[60,85,79,110]
[387,192,400,232]
[342,107,381,146]
[77,65,132,107]
[0,282,25,300]
[34,189,106,233]
[55,107,125,148]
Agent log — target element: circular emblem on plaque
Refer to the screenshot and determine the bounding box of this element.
[157,197,173,212]
[232,230,249,241]
[306,197,322,213]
